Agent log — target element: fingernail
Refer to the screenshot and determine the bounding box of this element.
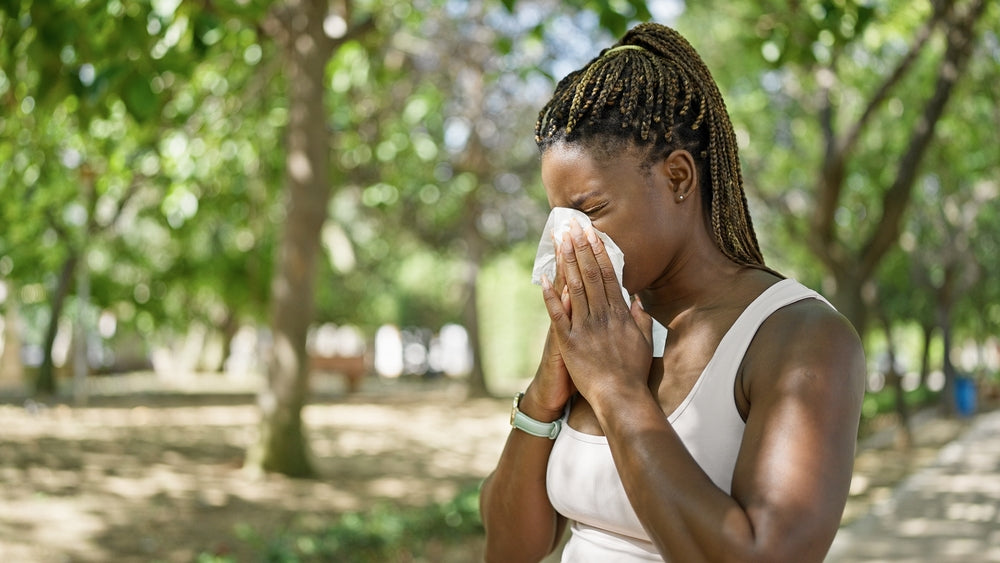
[561,232,573,254]
[584,226,598,246]
[541,274,552,290]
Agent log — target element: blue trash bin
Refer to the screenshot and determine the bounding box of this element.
[954,376,977,417]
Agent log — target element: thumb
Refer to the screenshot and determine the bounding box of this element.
[631,296,654,349]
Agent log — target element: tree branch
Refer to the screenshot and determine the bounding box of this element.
[840,0,952,157]
[105,173,144,232]
[859,0,987,280]
[812,1,951,248]
[812,68,843,247]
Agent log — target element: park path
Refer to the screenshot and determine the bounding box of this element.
[828,409,1000,562]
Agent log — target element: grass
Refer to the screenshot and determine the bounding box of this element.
[198,486,484,562]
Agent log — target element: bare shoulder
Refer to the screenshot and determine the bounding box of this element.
[743,297,866,402]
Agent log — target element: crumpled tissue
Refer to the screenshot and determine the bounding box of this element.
[531,207,630,306]
[530,207,667,356]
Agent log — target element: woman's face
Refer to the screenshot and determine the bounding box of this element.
[540,141,686,295]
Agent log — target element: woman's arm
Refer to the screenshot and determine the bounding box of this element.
[480,380,568,562]
[481,241,581,562]
[593,306,864,561]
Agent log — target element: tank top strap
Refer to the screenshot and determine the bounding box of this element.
[711,279,832,375]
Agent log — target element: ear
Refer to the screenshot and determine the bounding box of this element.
[661,150,697,203]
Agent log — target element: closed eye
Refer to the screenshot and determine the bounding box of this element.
[568,190,606,214]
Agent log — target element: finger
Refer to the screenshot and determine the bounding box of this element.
[567,219,610,313]
[553,234,568,311]
[558,230,590,317]
[541,274,571,334]
[585,225,628,310]
[631,296,654,350]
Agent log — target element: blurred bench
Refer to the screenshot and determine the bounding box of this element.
[309,354,367,393]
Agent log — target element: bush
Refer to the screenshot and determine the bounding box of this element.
[199,486,483,562]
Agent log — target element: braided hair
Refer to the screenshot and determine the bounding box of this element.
[535,22,769,271]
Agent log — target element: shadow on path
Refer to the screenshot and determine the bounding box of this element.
[828,409,1000,562]
[0,381,509,562]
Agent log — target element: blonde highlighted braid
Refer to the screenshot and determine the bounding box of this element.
[535,22,769,271]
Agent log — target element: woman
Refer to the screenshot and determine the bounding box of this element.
[479,22,865,562]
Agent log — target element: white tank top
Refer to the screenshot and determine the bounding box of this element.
[545,279,830,561]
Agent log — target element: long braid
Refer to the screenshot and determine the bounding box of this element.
[535,22,769,271]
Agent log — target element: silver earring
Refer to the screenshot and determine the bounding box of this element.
[679,195,685,201]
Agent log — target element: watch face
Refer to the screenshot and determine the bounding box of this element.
[510,393,523,426]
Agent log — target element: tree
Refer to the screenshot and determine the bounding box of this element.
[692,0,991,336]
[0,0,280,393]
[871,16,1000,413]
[246,0,377,476]
[0,0,196,393]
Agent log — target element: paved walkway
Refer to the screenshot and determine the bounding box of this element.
[827,409,1000,562]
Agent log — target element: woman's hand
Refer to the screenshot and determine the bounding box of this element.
[541,219,654,404]
[525,239,576,421]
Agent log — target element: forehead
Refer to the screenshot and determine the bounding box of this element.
[540,142,646,207]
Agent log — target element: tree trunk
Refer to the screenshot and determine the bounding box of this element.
[938,304,958,416]
[880,314,912,450]
[827,268,870,338]
[461,220,489,397]
[73,261,90,406]
[219,311,239,373]
[36,253,78,396]
[0,287,25,386]
[918,322,934,387]
[247,0,332,477]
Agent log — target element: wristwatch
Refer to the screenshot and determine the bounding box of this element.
[510,392,562,439]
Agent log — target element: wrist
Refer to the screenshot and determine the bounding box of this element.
[519,384,565,423]
[511,391,562,439]
[590,382,655,429]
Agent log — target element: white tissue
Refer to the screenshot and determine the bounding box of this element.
[531,207,667,357]
[531,207,630,307]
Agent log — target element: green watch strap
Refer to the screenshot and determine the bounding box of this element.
[510,392,561,439]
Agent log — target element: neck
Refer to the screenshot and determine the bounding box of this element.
[637,250,774,333]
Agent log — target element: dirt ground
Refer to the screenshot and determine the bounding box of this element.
[0,374,974,562]
[0,376,510,562]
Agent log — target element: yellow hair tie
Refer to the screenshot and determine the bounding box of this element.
[604,44,645,56]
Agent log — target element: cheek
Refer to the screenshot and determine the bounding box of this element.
[616,227,665,293]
